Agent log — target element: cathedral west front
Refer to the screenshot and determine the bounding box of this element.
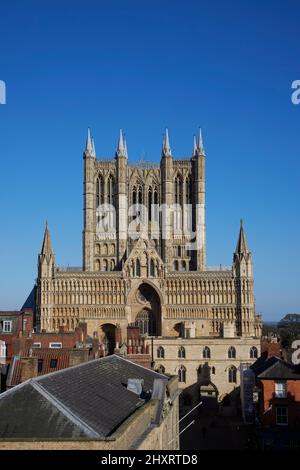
[36,127,262,400]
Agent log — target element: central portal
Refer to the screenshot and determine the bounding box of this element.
[131,283,161,336]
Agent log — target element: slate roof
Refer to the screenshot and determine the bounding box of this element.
[0,355,168,439]
[250,353,279,376]
[257,359,300,380]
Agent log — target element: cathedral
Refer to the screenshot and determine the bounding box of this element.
[36,127,262,399]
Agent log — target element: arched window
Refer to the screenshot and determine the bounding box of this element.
[182,260,186,272]
[136,259,141,277]
[150,258,155,277]
[178,365,186,383]
[203,346,211,359]
[96,175,104,208]
[185,177,190,204]
[135,309,156,336]
[107,175,114,204]
[132,186,137,205]
[228,366,237,383]
[178,346,186,358]
[174,175,183,206]
[148,186,152,222]
[96,244,100,255]
[111,259,115,271]
[212,366,216,375]
[157,346,164,359]
[138,185,143,204]
[228,346,236,359]
[178,246,181,257]
[174,260,179,271]
[174,175,183,232]
[250,346,258,359]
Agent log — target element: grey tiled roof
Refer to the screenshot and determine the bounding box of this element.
[257,359,300,380]
[0,355,168,439]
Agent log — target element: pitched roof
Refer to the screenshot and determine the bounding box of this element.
[0,355,168,439]
[257,359,300,380]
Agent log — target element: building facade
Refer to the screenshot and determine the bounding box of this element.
[36,127,262,399]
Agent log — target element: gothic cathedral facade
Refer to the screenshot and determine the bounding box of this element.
[36,128,262,399]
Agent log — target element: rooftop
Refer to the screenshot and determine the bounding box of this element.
[0,355,169,439]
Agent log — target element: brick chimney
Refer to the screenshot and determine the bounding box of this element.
[20,357,38,382]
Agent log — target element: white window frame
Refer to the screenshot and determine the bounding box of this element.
[0,341,6,359]
[276,406,288,426]
[49,342,62,349]
[275,381,287,399]
[3,320,12,333]
[32,342,41,348]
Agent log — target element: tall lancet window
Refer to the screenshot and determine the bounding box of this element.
[132,186,137,205]
[148,186,153,222]
[96,175,104,208]
[138,185,143,204]
[107,175,114,205]
[174,175,183,231]
[185,176,190,204]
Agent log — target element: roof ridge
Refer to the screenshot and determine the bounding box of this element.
[30,381,101,438]
[113,354,168,378]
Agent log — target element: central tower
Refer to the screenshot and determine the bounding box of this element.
[82,127,207,273]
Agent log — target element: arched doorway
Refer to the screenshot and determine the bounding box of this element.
[100,323,116,355]
[130,283,161,336]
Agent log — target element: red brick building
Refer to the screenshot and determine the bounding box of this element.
[0,309,34,362]
[251,356,300,449]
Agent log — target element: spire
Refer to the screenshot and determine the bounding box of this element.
[124,134,128,158]
[197,127,205,156]
[162,128,172,157]
[193,134,197,157]
[116,129,126,157]
[41,222,53,256]
[91,138,96,158]
[85,128,93,156]
[235,219,249,255]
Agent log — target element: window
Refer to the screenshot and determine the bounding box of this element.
[228,346,236,359]
[50,358,58,368]
[178,365,186,383]
[276,406,288,425]
[212,366,216,374]
[49,342,62,349]
[38,359,43,373]
[203,346,211,359]
[275,381,287,399]
[150,259,155,277]
[182,260,186,272]
[178,346,186,358]
[228,366,237,383]
[135,309,156,336]
[0,342,6,358]
[250,346,258,359]
[32,342,41,348]
[157,346,165,359]
[174,260,179,271]
[136,259,141,277]
[3,321,12,333]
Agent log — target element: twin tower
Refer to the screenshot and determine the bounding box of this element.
[83,128,207,274]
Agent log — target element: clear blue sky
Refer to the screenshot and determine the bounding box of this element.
[0,0,299,320]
